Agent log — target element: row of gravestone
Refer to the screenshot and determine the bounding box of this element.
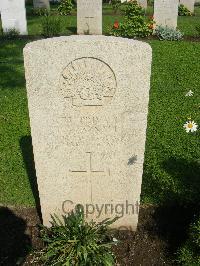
[80,0,195,34]
[0,0,197,35]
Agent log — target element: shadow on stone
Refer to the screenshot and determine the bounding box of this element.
[20,136,42,221]
[0,207,31,265]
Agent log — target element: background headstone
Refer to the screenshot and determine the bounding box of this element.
[121,0,147,8]
[0,0,27,35]
[154,0,179,29]
[179,0,195,13]
[77,0,102,35]
[24,36,152,230]
[33,0,50,9]
[138,0,147,9]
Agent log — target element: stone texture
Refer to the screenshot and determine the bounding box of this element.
[24,36,152,231]
[179,0,195,13]
[0,0,27,35]
[33,0,50,9]
[154,0,179,29]
[121,0,147,8]
[77,0,102,35]
[138,0,147,9]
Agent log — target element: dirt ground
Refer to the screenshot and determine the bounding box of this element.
[0,204,194,266]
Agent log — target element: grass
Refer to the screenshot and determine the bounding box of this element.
[0,39,200,207]
[142,41,200,206]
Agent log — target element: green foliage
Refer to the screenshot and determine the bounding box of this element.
[58,0,74,15]
[196,24,200,36]
[147,0,154,6]
[32,7,49,16]
[110,1,154,38]
[2,28,20,39]
[41,14,62,37]
[178,4,192,16]
[111,0,121,14]
[36,206,118,265]
[155,26,184,41]
[176,217,200,265]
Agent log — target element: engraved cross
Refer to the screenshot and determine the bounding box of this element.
[69,152,105,201]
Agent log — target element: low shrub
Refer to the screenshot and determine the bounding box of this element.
[35,206,118,265]
[2,28,20,39]
[176,217,200,265]
[178,4,192,16]
[155,26,184,41]
[41,14,62,37]
[110,1,154,38]
[58,0,74,15]
[33,7,49,16]
[111,0,121,14]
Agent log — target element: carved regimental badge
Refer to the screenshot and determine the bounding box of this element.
[60,57,117,107]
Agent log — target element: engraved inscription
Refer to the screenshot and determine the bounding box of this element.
[80,1,101,9]
[60,57,117,107]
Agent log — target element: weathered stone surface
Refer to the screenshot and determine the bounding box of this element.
[138,0,147,9]
[0,0,27,35]
[121,0,147,8]
[24,36,152,230]
[154,0,179,29]
[179,0,195,13]
[33,0,50,9]
[77,0,102,35]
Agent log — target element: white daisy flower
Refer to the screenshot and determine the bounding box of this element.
[185,90,194,97]
[183,121,198,133]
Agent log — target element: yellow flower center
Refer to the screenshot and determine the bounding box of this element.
[188,123,193,128]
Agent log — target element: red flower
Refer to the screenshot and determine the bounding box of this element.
[113,21,119,29]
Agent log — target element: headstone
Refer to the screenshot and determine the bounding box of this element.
[33,0,50,9]
[77,0,102,35]
[179,0,195,13]
[154,0,179,29]
[121,0,147,9]
[24,36,152,230]
[138,0,147,9]
[0,0,27,35]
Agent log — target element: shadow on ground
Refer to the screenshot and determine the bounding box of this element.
[20,136,42,220]
[140,156,200,262]
[0,207,31,266]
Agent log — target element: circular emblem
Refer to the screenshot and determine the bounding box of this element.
[60,57,117,107]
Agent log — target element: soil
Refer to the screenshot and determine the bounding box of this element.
[2,204,193,266]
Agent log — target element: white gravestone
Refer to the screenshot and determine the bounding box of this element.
[77,0,102,35]
[154,0,179,29]
[179,0,195,13]
[138,0,147,9]
[33,0,50,9]
[24,36,152,230]
[121,0,147,9]
[0,0,27,35]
